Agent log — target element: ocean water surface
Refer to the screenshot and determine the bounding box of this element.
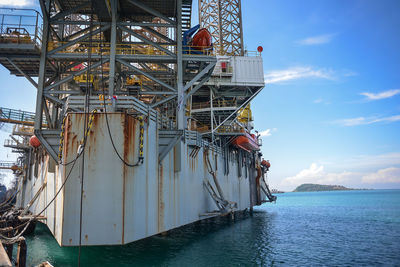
[24,189,400,266]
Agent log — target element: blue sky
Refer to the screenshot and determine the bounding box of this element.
[1,0,400,190]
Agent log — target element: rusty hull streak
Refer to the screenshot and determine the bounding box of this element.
[171,148,176,226]
[158,163,164,232]
[62,113,84,245]
[145,121,149,236]
[122,113,137,244]
[61,113,73,245]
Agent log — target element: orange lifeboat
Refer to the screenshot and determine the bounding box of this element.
[192,28,212,50]
[231,132,259,152]
[261,160,270,169]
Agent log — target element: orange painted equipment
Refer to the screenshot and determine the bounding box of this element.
[231,132,259,152]
[192,28,212,50]
[261,160,270,169]
[11,165,19,171]
[29,135,41,148]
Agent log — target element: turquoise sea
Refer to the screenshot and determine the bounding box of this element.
[24,189,400,266]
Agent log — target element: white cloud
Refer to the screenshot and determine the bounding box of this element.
[335,152,400,170]
[342,70,358,77]
[0,0,33,6]
[362,167,400,184]
[333,115,400,126]
[264,66,334,84]
[360,89,400,100]
[296,34,336,45]
[282,163,357,186]
[258,128,277,137]
[314,98,323,103]
[259,129,271,137]
[282,153,400,189]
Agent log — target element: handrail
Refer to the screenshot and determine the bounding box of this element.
[46,40,261,57]
[0,107,47,126]
[0,10,42,47]
[191,99,237,110]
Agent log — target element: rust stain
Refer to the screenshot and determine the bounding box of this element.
[122,114,137,244]
[123,114,137,163]
[145,123,149,235]
[158,163,164,232]
[84,234,88,242]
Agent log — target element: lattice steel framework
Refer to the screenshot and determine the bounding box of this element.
[199,0,244,56]
[0,1,217,160]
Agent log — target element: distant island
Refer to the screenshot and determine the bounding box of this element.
[294,183,354,192]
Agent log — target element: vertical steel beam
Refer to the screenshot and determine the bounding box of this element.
[35,0,50,130]
[217,0,224,55]
[175,0,183,172]
[210,88,214,143]
[176,0,184,130]
[238,0,244,55]
[109,0,118,111]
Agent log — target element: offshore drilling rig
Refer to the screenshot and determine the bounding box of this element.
[0,0,276,246]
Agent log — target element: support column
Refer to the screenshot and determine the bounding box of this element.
[210,88,214,143]
[176,0,184,130]
[109,0,118,111]
[34,0,50,130]
[174,0,183,172]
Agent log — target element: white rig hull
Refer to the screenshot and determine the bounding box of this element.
[17,113,264,246]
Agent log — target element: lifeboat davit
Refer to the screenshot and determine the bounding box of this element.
[231,132,259,152]
[192,28,212,50]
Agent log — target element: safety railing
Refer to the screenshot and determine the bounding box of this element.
[191,99,237,110]
[13,124,34,135]
[0,107,47,126]
[0,161,17,169]
[0,107,35,124]
[215,124,244,134]
[48,40,260,57]
[47,41,218,56]
[4,139,20,147]
[0,8,42,47]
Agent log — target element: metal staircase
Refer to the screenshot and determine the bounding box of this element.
[182,2,192,34]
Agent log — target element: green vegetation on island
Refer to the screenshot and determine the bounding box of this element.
[293,183,353,192]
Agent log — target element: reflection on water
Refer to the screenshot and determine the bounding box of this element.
[25,190,400,266]
[27,210,276,267]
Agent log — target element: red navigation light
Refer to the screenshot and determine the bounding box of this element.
[257,46,263,53]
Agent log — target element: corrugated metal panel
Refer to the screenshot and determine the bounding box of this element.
[232,56,264,84]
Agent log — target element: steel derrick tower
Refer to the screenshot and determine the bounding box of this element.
[199,0,244,56]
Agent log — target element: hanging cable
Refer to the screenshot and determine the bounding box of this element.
[78,9,94,267]
[0,107,97,241]
[98,20,144,167]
